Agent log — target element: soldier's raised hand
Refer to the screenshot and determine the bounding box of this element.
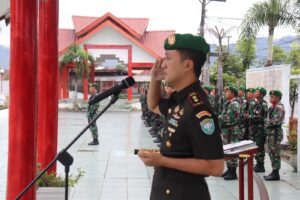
[150,57,166,81]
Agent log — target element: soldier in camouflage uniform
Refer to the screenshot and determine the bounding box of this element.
[203,85,215,109]
[220,85,241,180]
[87,83,99,145]
[251,87,268,172]
[242,88,256,140]
[237,86,246,141]
[264,90,285,181]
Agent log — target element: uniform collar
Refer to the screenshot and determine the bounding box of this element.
[171,81,200,103]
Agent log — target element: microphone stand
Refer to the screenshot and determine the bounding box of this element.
[16,94,120,200]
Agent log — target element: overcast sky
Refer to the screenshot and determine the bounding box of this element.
[0,0,298,47]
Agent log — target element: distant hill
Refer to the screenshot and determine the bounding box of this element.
[0,35,298,69]
[210,35,298,60]
[0,45,9,69]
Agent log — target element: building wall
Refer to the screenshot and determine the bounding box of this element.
[246,64,291,142]
[81,26,156,63]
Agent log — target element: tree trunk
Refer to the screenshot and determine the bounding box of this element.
[266,28,274,67]
[216,38,223,110]
[73,78,78,109]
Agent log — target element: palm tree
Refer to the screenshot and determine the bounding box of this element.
[240,0,298,66]
[207,26,234,113]
[60,44,94,106]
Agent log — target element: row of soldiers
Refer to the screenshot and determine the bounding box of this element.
[140,84,165,147]
[203,84,285,181]
[139,82,285,182]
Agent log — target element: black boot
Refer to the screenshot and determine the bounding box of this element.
[221,169,229,177]
[88,138,99,145]
[153,137,161,143]
[254,164,265,173]
[264,170,280,181]
[224,167,238,180]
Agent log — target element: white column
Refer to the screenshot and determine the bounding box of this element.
[296,79,300,173]
[282,64,290,131]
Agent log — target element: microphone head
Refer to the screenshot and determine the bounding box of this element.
[122,76,135,89]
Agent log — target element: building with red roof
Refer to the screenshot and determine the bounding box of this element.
[59,12,175,100]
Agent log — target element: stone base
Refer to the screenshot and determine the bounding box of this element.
[37,187,74,200]
[281,150,297,172]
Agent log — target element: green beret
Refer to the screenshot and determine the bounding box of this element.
[228,86,238,96]
[89,83,98,88]
[203,85,213,92]
[270,90,282,97]
[164,33,210,54]
[246,88,256,93]
[239,86,246,91]
[256,86,267,95]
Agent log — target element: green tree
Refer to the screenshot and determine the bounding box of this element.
[210,53,245,87]
[287,41,300,117]
[240,0,298,66]
[272,46,287,64]
[60,44,94,107]
[236,37,256,69]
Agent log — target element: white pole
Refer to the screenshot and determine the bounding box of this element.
[297,79,300,173]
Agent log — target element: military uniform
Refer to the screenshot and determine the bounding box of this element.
[87,84,99,145]
[150,81,224,200]
[251,87,268,172]
[264,90,285,181]
[242,88,256,140]
[237,87,246,141]
[219,86,240,180]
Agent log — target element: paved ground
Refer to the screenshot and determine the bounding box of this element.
[1,109,300,199]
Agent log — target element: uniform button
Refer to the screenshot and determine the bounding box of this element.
[166,189,171,195]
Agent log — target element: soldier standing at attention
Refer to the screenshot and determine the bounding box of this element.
[87,83,99,145]
[237,86,246,141]
[264,90,285,181]
[243,88,256,140]
[251,87,268,172]
[203,85,214,108]
[219,86,240,180]
[138,33,224,200]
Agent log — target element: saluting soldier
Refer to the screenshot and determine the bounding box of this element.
[264,90,285,181]
[219,85,240,180]
[251,87,268,172]
[138,33,224,200]
[87,83,99,145]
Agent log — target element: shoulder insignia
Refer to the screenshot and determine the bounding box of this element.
[196,111,212,119]
[188,92,203,107]
[200,118,215,135]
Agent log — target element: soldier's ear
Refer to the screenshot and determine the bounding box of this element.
[183,59,193,72]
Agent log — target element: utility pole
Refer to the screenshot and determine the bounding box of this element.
[198,0,226,85]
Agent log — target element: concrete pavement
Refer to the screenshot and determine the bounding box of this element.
[1,109,300,199]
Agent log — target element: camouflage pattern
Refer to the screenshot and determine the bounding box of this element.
[241,99,256,140]
[207,93,215,110]
[220,98,241,168]
[265,103,285,170]
[250,99,268,165]
[237,96,246,141]
[87,93,99,139]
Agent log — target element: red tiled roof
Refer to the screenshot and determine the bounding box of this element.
[141,30,175,57]
[58,29,75,52]
[72,16,97,34]
[120,18,149,36]
[59,13,174,57]
[72,15,149,37]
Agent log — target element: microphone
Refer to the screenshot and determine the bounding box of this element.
[88,76,135,105]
